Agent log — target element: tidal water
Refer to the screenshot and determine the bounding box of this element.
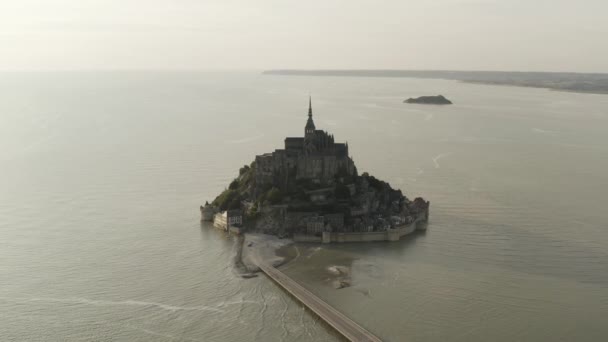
[1,71,607,341]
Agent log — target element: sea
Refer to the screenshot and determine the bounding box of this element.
[1,71,607,342]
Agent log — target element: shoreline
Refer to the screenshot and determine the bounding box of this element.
[236,234,354,290]
[262,70,608,95]
[236,233,295,277]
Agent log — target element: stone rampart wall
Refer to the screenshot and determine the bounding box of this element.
[293,220,421,244]
[330,231,389,243]
[293,234,323,243]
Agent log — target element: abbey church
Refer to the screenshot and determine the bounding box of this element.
[254,97,357,191]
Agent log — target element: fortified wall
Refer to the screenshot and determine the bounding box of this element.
[293,210,428,244]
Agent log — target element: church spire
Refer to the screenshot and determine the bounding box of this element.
[305,96,316,135]
[308,95,312,117]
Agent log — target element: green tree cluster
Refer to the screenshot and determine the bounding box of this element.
[212,189,243,211]
[258,187,284,205]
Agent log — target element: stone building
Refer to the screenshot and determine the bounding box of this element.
[213,210,243,231]
[255,97,356,192]
[304,213,344,234]
[200,203,217,221]
[306,216,325,234]
[324,213,344,231]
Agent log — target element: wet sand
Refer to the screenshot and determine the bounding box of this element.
[239,233,294,274]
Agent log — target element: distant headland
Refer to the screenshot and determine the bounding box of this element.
[201,97,429,244]
[404,95,452,105]
[262,70,608,95]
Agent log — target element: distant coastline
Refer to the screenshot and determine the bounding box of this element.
[262,69,608,95]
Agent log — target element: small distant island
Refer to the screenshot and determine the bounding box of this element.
[201,97,429,244]
[404,95,452,105]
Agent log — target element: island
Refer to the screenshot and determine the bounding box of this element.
[404,95,452,105]
[200,97,429,244]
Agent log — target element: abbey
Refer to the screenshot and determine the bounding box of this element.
[254,97,356,191]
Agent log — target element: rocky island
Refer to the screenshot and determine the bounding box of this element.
[404,95,452,105]
[201,97,429,244]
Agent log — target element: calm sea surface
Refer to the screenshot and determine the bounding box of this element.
[1,71,607,341]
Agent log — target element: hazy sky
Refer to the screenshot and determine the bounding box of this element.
[1,0,607,72]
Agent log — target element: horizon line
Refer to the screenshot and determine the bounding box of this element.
[0,68,607,75]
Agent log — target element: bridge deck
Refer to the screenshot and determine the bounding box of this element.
[258,262,382,342]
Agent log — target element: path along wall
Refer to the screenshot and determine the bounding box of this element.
[293,216,424,244]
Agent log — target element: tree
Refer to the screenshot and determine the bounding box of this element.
[229,179,239,190]
[227,194,242,210]
[212,189,241,211]
[266,187,283,205]
[239,165,250,176]
[247,201,259,220]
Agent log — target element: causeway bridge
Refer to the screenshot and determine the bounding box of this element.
[258,262,382,342]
